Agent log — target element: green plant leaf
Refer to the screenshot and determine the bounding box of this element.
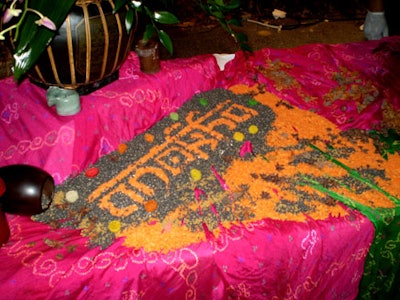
[227,18,242,26]
[12,0,76,80]
[235,32,248,43]
[369,129,400,160]
[309,143,400,204]
[153,11,179,24]
[158,30,173,55]
[299,175,362,210]
[213,0,240,10]
[224,0,241,9]
[125,8,137,33]
[143,24,155,42]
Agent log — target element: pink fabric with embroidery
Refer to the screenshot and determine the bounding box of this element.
[218,37,400,130]
[1,209,373,299]
[1,37,400,299]
[0,53,220,184]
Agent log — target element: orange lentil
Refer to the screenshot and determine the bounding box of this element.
[144,133,154,143]
[111,84,400,253]
[144,200,158,212]
[118,143,128,154]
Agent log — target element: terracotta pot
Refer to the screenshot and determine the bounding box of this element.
[135,39,161,74]
[0,165,54,216]
[28,0,136,95]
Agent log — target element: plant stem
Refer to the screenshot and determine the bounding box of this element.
[309,143,400,204]
[299,174,360,208]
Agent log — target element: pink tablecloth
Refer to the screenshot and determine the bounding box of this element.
[1,208,373,299]
[217,37,400,130]
[0,52,220,184]
[2,37,400,299]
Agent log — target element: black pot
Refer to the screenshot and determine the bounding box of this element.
[28,0,136,95]
[0,165,55,215]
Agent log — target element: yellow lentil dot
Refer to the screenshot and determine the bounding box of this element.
[248,125,259,134]
[190,168,202,181]
[108,220,121,233]
[233,131,245,142]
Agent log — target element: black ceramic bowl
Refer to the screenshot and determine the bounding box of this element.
[0,164,54,215]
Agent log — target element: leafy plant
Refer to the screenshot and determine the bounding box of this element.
[369,129,400,160]
[113,0,248,55]
[1,0,76,80]
[1,0,247,81]
[113,0,180,55]
[198,0,250,51]
[308,143,399,203]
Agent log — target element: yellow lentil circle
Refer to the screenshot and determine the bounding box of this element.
[248,125,259,134]
[108,220,121,233]
[190,168,202,181]
[233,131,245,142]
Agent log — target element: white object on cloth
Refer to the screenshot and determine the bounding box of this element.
[213,53,235,71]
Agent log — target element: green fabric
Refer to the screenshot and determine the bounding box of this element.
[304,145,400,299]
[356,206,400,299]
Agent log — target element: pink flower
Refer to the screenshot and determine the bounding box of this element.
[2,7,22,24]
[35,16,56,30]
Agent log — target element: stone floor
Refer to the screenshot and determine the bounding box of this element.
[160,18,366,59]
[158,3,367,59]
